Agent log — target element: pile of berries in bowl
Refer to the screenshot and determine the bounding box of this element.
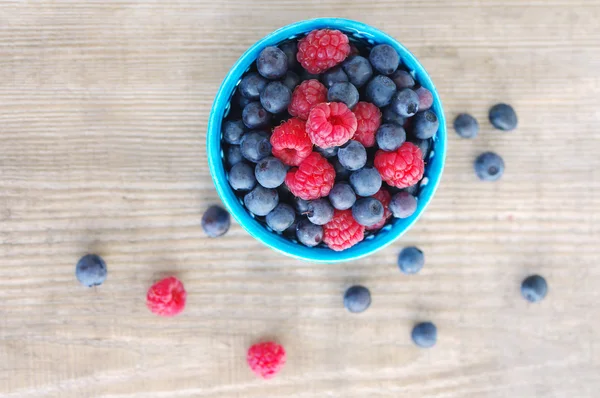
[207,18,446,262]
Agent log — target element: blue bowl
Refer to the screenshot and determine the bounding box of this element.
[207,18,446,263]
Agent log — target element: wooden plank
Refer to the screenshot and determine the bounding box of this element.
[0,1,599,397]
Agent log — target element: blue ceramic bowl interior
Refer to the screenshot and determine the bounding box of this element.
[207,18,446,263]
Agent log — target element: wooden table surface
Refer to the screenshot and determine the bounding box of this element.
[1,1,599,397]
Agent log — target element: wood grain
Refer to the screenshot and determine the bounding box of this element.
[1,1,599,397]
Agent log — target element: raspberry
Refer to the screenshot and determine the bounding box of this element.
[288,79,328,120]
[247,341,286,379]
[323,209,365,251]
[146,276,186,317]
[285,152,335,200]
[366,188,392,230]
[297,29,351,74]
[306,102,357,149]
[352,102,381,147]
[270,118,312,166]
[374,142,425,188]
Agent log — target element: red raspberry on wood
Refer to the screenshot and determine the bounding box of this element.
[270,117,313,166]
[247,341,286,379]
[146,276,186,317]
[285,152,336,200]
[306,102,357,149]
[323,209,365,251]
[297,29,351,74]
[288,79,328,120]
[352,101,382,148]
[374,142,424,188]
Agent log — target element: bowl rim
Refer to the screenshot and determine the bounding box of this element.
[207,18,446,263]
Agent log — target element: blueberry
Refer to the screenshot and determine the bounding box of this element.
[415,86,433,111]
[282,71,300,91]
[283,218,299,238]
[306,199,334,225]
[411,322,437,348]
[315,145,339,158]
[257,46,288,79]
[222,119,245,145]
[382,106,406,126]
[228,162,257,191]
[239,72,268,100]
[226,145,243,168]
[489,103,518,131]
[350,167,382,197]
[390,69,415,89]
[327,82,359,110]
[365,75,396,107]
[454,113,479,139]
[390,191,417,218]
[293,197,310,215]
[411,138,431,160]
[352,197,384,226]
[474,152,504,181]
[342,55,373,88]
[338,140,367,171]
[255,156,286,188]
[343,285,371,313]
[332,158,350,181]
[266,203,296,232]
[201,205,231,238]
[391,88,419,117]
[260,81,291,114]
[243,185,279,216]
[521,275,548,303]
[376,123,406,151]
[369,44,399,75]
[329,183,356,210]
[296,219,323,247]
[240,131,271,163]
[412,110,439,139]
[321,66,348,88]
[279,41,298,69]
[75,254,107,287]
[398,246,424,274]
[242,101,271,129]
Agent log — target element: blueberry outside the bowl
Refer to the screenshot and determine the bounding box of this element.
[343,285,371,313]
[398,246,424,274]
[474,152,505,181]
[75,254,107,287]
[202,205,231,238]
[521,275,548,303]
[411,322,437,348]
[489,103,518,131]
[454,113,479,139]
